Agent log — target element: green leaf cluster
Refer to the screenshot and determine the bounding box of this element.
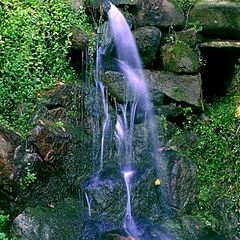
[0,0,94,135]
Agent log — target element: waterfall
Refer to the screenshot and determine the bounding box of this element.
[86,2,172,238]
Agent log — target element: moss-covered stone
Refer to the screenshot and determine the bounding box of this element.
[176,28,203,47]
[161,42,201,74]
[101,71,133,103]
[11,198,83,240]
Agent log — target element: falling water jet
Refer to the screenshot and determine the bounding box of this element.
[84,191,92,217]
[122,168,140,240]
[94,32,111,172]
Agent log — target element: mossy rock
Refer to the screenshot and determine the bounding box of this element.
[161,42,201,74]
[11,198,83,240]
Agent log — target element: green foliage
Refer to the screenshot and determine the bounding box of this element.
[177,94,240,237]
[0,0,94,135]
[0,211,9,240]
[20,169,37,190]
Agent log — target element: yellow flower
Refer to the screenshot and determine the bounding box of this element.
[154,178,161,186]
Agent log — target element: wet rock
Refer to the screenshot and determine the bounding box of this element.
[135,0,185,29]
[84,167,125,225]
[189,0,240,39]
[102,230,133,240]
[133,26,161,68]
[111,0,138,5]
[84,164,162,225]
[161,42,201,74]
[70,27,89,50]
[144,70,203,107]
[162,149,198,214]
[102,69,203,107]
[101,71,133,103]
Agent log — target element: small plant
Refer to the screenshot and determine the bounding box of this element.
[176,0,197,16]
[20,170,37,190]
[187,20,203,32]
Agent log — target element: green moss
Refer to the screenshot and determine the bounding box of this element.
[0,0,94,135]
[161,42,200,74]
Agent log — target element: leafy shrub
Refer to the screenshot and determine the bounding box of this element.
[0,0,94,135]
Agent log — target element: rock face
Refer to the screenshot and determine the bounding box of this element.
[84,164,162,225]
[133,26,161,67]
[161,43,201,74]
[189,0,240,39]
[101,71,133,103]
[135,0,185,28]
[0,84,95,217]
[144,70,203,107]
[163,149,198,214]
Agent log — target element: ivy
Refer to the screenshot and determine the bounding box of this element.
[0,0,94,135]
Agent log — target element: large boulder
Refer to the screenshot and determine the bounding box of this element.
[135,0,185,29]
[189,0,240,39]
[144,70,203,107]
[101,70,203,107]
[133,26,161,68]
[161,42,201,74]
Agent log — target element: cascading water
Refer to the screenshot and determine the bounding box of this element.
[106,2,170,238]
